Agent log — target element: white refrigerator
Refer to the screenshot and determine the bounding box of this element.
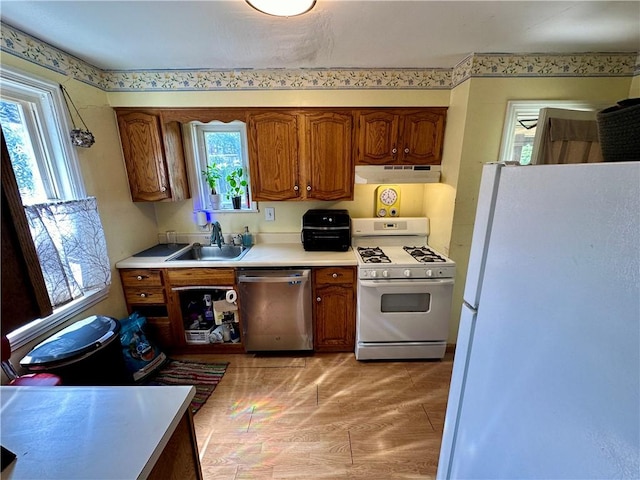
[437,162,640,479]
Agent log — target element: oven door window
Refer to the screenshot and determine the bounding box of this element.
[381,292,430,313]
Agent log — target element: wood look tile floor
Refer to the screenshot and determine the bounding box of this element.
[175,351,454,480]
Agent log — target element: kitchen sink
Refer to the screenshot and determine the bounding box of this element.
[167,244,251,262]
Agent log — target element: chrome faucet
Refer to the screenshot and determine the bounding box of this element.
[210,221,223,248]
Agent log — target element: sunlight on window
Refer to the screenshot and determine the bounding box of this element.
[0,99,49,204]
[203,130,245,207]
[184,120,255,213]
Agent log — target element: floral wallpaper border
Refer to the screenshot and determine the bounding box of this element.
[452,52,639,87]
[1,22,638,92]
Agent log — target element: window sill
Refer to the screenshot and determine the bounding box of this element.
[206,201,259,214]
[7,287,110,350]
[208,207,259,214]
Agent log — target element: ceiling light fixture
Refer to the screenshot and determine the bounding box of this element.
[246,0,316,17]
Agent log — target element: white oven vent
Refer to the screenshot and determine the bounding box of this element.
[354,165,441,184]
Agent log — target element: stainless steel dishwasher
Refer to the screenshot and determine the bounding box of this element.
[237,269,313,351]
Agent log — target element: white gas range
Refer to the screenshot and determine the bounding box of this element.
[352,217,455,360]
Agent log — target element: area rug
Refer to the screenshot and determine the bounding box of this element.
[143,359,228,414]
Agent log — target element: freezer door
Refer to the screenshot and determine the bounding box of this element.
[462,163,501,308]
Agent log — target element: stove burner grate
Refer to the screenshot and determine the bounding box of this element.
[403,246,446,263]
[357,246,391,264]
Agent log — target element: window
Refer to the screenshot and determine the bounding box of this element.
[183,121,256,212]
[499,101,602,165]
[0,69,85,202]
[0,66,110,348]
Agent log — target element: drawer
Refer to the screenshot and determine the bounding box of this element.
[167,268,235,286]
[120,269,164,287]
[314,267,355,285]
[124,286,166,305]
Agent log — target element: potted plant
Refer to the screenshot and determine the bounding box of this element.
[226,167,247,209]
[202,163,223,210]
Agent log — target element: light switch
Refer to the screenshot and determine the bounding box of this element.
[265,207,275,221]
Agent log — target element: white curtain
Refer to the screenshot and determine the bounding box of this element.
[24,197,111,307]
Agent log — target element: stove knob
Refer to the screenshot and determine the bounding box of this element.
[382,270,389,278]
[404,269,411,277]
[426,269,433,277]
[370,270,378,278]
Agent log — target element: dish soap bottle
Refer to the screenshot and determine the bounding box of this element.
[242,226,253,247]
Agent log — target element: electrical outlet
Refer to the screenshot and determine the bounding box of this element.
[265,207,275,221]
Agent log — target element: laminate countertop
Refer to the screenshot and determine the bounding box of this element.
[116,242,358,269]
[0,385,196,479]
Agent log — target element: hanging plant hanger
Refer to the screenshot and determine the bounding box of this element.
[60,84,95,148]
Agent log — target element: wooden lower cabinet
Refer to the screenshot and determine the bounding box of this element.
[119,267,244,353]
[148,409,203,480]
[119,268,175,350]
[120,266,357,354]
[313,267,356,352]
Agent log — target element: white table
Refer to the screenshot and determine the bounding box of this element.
[0,386,202,479]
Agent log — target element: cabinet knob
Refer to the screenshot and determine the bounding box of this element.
[404,147,410,154]
[160,186,167,192]
[139,293,147,298]
[332,273,338,278]
[306,185,311,192]
[316,297,322,302]
[391,147,398,155]
[293,185,299,191]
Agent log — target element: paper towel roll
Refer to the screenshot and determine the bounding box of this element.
[196,211,208,226]
[226,289,237,304]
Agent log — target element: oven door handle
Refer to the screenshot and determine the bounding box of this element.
[359,278,454,288]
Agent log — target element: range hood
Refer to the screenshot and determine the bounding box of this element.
[354,165,441,184]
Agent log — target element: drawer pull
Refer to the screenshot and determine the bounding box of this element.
[332,273,338,278]
[139,293,147,298]
[136,275,147,281]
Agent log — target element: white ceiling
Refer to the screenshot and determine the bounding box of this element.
[1,1,638,71]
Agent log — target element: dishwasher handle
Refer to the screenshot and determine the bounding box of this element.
[238,270,310,284]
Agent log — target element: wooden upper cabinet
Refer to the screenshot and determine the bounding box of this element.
[355,108,446,165]
[401,110,446,164]
[248,110,354,201]
[356,111,401,165]
[116,110,190,202]
[247,112,299,201]
[301,111,353,201]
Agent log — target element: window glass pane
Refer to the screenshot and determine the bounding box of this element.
[513,118,536,165]
[0,99,49,204]
[204,130,244,206]
[193,121,252,212]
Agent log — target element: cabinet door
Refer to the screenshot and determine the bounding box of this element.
[313,267,356,352]
[117,111,171,202]
[355,111,400,165]
[302,112,353,200]
[247,112,299,200]
[400,110,446,165]
[314,284,355,351]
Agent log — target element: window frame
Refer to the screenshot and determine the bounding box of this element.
[499,100,603,164]
[1,66,108,350]
[183,120,257,214]
[0,65,86,201]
